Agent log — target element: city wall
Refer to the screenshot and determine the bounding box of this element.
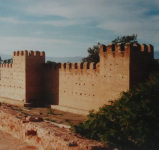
[0,43,154,112]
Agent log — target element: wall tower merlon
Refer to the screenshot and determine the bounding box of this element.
[148,44,154,53]
[115,43,124,52]
[34,51,40,56]
[96,62,100,70]
[114,43,124,57]
[148,44,154,60]
[61,63,66,69]
[29,51,34,56]
[6,63,9,67]
[13,51,16,56]
[9,64,12,68]
[40,51,45,57]
[133,43,141,51]
[16,51,19,56]
[124,43,133,57]
[24,50,28,57]
[141,44,148,52]
[19,51,24,56]
[90,62,96,70]
[72,63,77,69]
[83,62,89,70]
[106,44,115,55]
[66,63,71,69]
[77,62,83,69]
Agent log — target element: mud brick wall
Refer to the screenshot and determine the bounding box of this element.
[0,43,154,111]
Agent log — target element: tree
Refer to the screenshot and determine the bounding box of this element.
[71,72,159,150]
[3,58,12,63]
[82,34,137,63]
[0,57,2,64]
[82,42,100,64]
[112,34,137,45]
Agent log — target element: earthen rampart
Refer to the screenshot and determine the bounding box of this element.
[0,43,154,112]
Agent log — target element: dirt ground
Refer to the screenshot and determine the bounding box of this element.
[0,130,38,150]
[9,104,88,126]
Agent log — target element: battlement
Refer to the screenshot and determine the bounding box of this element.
[13,50,45,57]
[44,62,61,70]
[0,63,12,68]
[60,62,97,70]
[99,43,154,58]
[44,62,98,71]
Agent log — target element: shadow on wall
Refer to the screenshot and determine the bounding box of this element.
[44,63,60,105]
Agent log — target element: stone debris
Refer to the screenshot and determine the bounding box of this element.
[26,116,43,122]
[0,104,112,150]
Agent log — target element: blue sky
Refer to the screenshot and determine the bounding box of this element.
[0,0,159,57]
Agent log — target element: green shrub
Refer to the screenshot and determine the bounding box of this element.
[71,73,159,150]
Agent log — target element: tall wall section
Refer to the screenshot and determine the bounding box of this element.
[43,63,60,105]
[129,43,154,87]
[25,51,45,105]
[0,51,26,103]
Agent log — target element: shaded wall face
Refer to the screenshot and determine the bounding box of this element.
[0,55,25,101]
[43,64,59,105]
[129,44,154,88]
[25,51,45,105]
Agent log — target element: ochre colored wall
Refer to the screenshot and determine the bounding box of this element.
[0,51,26,101]
[0,43,154,111]
[57,43,154,111]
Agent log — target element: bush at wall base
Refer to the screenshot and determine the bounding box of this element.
[71,72,159,150]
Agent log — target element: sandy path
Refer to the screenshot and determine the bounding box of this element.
[0,130,38,150]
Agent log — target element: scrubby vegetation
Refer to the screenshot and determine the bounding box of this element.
[71,73,159,150]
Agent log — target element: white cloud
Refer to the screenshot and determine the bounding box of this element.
[0,17,20,24]
[0,36,91,57]
[40,19,90,26]
[1,0,159,55]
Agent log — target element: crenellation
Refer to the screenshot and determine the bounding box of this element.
[66,63,71,69]
[24,50,28,56]
[83,62,89,70]
[77,62,83,69]
[13,51,16,56]
[29,50,34,56]
[34,51,40,56]
[16,51,19,56]
[40,51,45,56]
[19,51,24,56]
[89,62,96,70]
[115,43,124,53]
[72,63,77,69]
[61,63,66,69]
[107,43,115,52]
[148,44,153,53]
[141,44,148,52]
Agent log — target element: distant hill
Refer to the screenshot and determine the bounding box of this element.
[46,56,83,63]
[1,51,159,63]
[0,53,83,63]
[154,51,159,59]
